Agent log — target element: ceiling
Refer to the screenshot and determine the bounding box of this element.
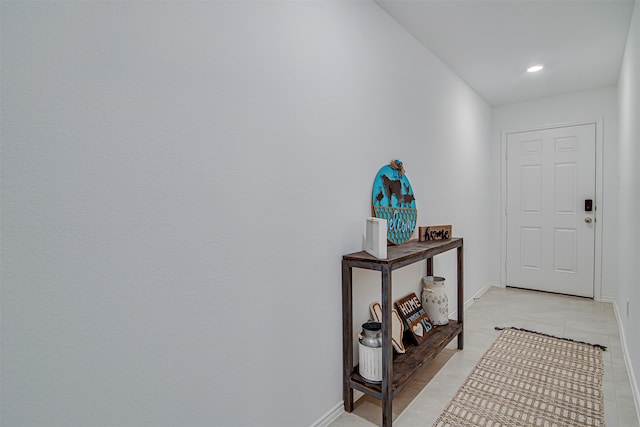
[375,0,635,106]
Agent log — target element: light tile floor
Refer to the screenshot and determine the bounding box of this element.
[331,286,639,426]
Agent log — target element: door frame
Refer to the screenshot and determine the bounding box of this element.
[500,119,604,300]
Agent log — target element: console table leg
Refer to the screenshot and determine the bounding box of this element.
[342,262,355,412]
[381,266,393,426]
[457,245,464,350]
[382,397,393,427]
[344,389,354,412]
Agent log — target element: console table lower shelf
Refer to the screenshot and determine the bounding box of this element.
[349,321,463,399]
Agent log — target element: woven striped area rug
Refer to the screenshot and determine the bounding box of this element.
[433,328,606,427]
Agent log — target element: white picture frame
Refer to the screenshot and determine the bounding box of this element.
[365,217,387,259]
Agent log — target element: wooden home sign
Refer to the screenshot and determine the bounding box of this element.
[418,225,452,241]
[394,293,433,345]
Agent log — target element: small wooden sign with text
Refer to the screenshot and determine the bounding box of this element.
[394,293,433,345]
[419,225,452,241]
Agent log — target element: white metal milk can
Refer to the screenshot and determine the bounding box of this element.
[421,276,449,325]
[358,321,382,383]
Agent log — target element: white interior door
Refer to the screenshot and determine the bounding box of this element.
[506,124,596,298]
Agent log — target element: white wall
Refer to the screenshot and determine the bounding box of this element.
[491,87,619,299]
[0,2,493,426]
[617,0,640,415]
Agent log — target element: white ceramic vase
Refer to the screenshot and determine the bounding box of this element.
[421,276,449,325]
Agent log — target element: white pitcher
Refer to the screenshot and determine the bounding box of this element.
[421,276,449,325]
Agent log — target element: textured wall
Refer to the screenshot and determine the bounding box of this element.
[617,0,640,416]
[0,2,493,426]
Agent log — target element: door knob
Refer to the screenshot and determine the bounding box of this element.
[585,217,593,224]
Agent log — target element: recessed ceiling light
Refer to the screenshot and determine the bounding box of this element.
[527,65,544,73]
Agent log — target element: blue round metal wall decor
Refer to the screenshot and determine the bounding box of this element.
[371,160,417,244]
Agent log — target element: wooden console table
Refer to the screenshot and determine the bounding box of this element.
[342,238,463,427]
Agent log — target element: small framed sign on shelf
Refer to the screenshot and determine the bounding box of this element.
[395,293,433,345]
[365,217,387,259]
[419,225,452,241]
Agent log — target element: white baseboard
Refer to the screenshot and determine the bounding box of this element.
[612,300,640,424]
[466,282,500,310]
[492,281,507,289]
[449,282,498,319]
[310,401,344,427]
